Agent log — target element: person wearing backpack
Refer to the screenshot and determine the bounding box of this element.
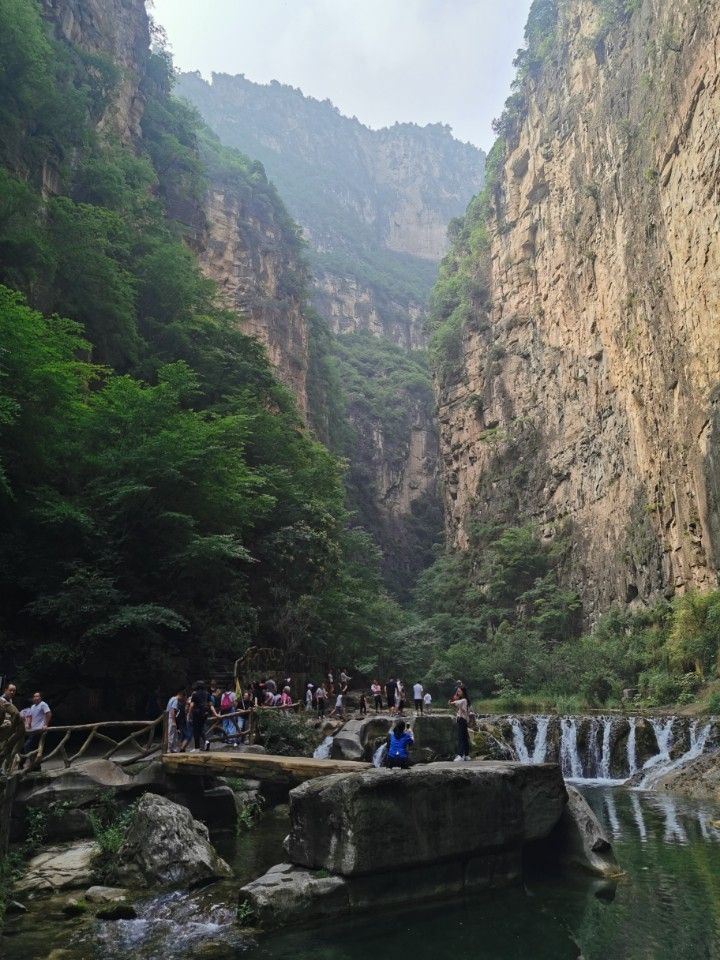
[219,687,238,742]
[385,719,414,769]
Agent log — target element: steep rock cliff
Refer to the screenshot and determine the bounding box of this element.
[437,0,720,616]
[176,72,485,348]
[178,72,475,588]
[42,0,149,141]
[40,1,312,414]
[196,146,311,415]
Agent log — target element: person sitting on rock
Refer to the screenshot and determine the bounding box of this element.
[385,719,414,769]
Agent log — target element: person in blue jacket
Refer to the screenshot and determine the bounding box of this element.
[385,719,414,769]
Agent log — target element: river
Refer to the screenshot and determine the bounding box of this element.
[3,788,720,959]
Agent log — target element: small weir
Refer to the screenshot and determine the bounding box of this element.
[504,714,718,787]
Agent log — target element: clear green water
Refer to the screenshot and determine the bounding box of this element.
[3,789,720,960]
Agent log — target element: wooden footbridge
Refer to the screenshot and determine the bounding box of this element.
[162,750,369,786]
[1,700,367,787]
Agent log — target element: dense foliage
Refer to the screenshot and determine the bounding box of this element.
[402,521,720,709]
[0,0,403,713]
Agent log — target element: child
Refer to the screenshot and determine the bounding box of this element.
[423,690,432,715]
[359,692,367,716]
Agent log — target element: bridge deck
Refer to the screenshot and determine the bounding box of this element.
[162,751,370,784]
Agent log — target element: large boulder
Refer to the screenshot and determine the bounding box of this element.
[653,750,720,801]
[551,786,621,878]
[287,761,566,877]
[411,715,457,759]
[14,840,100,892]
[114,793,231,887]
[239,850,524,930]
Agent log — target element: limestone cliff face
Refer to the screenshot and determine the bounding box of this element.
[439,0,720,616]
[313,273,426,351]
[176,72,485,350]
[42,0,149,142]
[197,183,310,415]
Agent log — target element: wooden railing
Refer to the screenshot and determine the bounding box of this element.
[7,700,302,776]
[14,715,165,774]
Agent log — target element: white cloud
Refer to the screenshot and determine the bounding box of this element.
[150,0,533,149]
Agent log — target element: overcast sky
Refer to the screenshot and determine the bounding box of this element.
[150,0,533,150]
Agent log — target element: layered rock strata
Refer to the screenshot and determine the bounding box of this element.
[440,0,720,613]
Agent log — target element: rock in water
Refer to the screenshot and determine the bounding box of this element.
[115,793,231,887]
[14,840,100,892]
[240,863,349,928]
[551,786,621,878]
[286,760,566,876]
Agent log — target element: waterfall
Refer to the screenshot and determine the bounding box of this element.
[587,717,601,777]
[313,735,333,760]
[600,716,613,780]
[638,718,675,788]
[505,712,713,788]
[511,718,530,763]
[626,717,638,777]
[372,743,387,768]
[532,716,550,763]
[640,720,711,789]
[559,717,583,779]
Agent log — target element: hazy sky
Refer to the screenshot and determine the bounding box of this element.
[150,0,533,150]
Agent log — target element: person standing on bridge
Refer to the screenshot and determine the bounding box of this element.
[188,681,211,752]
[166,689,189,753]
[20,691,51,769]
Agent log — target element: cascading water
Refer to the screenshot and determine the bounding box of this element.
[638,718,676,788]
[626,716,638,777]
[511,718,530,763]
[587,717,602,777]
[600,716,613,780]
[372,743,387,768]
[559,717,583,779]
[313,735,333,760]
[640,720,712,789]
[506,713,715,788]
[532,716,550,763]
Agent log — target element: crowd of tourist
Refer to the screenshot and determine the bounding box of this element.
[2,670,473,767]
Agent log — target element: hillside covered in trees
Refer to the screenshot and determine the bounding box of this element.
[0,0,404,713]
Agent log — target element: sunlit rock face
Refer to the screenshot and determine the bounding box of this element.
[439,0,720,616]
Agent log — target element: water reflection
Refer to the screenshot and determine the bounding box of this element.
[4,789,720,960]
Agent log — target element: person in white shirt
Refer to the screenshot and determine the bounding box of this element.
[423,691,432,715]
[331,691,344,719]
[21,691,51,769]
[413,682,424,715]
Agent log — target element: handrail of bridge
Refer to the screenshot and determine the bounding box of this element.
[15,715,165,775]
[4,700,304,776]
